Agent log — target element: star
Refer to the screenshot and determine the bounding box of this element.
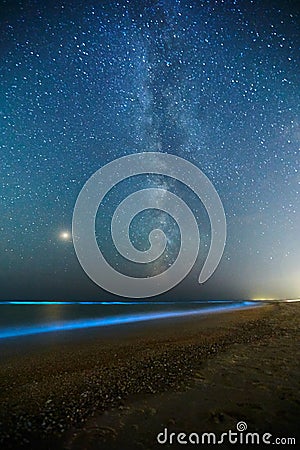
[59,231,71,241]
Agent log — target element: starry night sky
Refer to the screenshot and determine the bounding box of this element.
[1,0,299,301]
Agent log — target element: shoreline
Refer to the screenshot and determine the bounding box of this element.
[0,303,298,448]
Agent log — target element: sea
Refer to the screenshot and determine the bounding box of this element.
[0,300,259,340]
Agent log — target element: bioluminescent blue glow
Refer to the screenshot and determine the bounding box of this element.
[0,300,238,305]
[0,301,259,339]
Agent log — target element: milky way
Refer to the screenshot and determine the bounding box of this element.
[1,0,299,300]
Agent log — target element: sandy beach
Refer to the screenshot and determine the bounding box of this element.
[0,302,299,449]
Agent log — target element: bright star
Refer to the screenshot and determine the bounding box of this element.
[59,231,71,241]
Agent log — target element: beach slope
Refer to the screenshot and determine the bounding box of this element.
[0,302,299,449]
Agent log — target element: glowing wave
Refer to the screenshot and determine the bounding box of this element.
[1,300,237,305]
[0,301,259,339]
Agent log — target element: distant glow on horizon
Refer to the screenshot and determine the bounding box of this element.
[0,301,259,339]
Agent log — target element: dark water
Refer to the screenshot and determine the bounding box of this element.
[0,300,258,340]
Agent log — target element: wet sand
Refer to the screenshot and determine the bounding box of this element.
[0,303,299,449]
